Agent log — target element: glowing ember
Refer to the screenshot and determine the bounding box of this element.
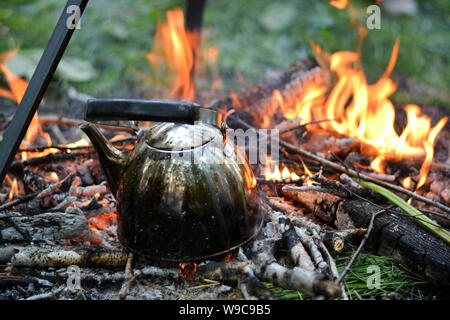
[178,262,197,280]
[88,211,118,231]
[146,8,219,100]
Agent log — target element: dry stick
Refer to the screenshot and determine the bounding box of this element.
[283,185,348,198]
[0,173,74,211]
[279,118,335,135]
[118,252,136,300]
[235,117,450,215]
[336,207,388,285]
[17,136,137,153]
[39,116,136,134]
[315,236,349,300]
[9,152,96,170]
[256,177,304,185]
[25,285,65,301]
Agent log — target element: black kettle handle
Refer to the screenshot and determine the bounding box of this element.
[85,98,221,127]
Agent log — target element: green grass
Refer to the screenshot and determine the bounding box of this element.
[267,247,436,300]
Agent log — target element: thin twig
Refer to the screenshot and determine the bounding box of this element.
[256,177,304,185]
[118,252,135,300]
[17,136,136,153]
[336,207,388,284]
[279,118,335,134]
[39,116,136,134]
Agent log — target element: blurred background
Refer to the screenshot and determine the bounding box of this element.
[0,0,449,109]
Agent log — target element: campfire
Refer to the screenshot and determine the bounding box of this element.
[0,1,449,301]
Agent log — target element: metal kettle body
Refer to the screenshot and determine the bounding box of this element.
[80,99,263,261]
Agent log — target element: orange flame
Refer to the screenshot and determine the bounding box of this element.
[401,176,412,190]
[264,157,300,181]
[273,38,447,189]
[0,49,54,159]
[88,211,118,231]
[146,8,219,101]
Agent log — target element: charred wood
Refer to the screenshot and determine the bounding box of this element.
[0,210,99,244]
[337,199,450,285]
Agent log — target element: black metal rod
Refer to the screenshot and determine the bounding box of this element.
[185,0,207,32]
[184,0,207,96]
[0,0,89,185]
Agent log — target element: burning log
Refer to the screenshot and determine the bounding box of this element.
[212,57,327,129]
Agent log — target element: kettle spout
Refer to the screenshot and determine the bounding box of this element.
[79,122,127,196]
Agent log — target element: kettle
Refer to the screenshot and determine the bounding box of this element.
[80,99,263,262]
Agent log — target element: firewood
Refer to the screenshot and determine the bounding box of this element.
[256,177,304,185]
[9,264,183,287]
[0,173,74,212]
[281,188,340,219]
[265,195,325,232]
[281,222,315,271]
[246,211,341,298]
[9,246,128,269]
[210,57,327,130]
[9,152,96,172]
[70,183,108,198]
[315,238,348,300]
[270,211,325,272]
[441,188,450,205]
[0,210,99,244]
[197,260,273,300]
[23,168,46,193]
[118,252,135,300]
[25,285,65,300]
[294,226,329,274]
[248,237,341,299]
[38,116,136,134]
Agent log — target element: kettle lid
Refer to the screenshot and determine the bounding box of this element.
[145,122,220,151]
